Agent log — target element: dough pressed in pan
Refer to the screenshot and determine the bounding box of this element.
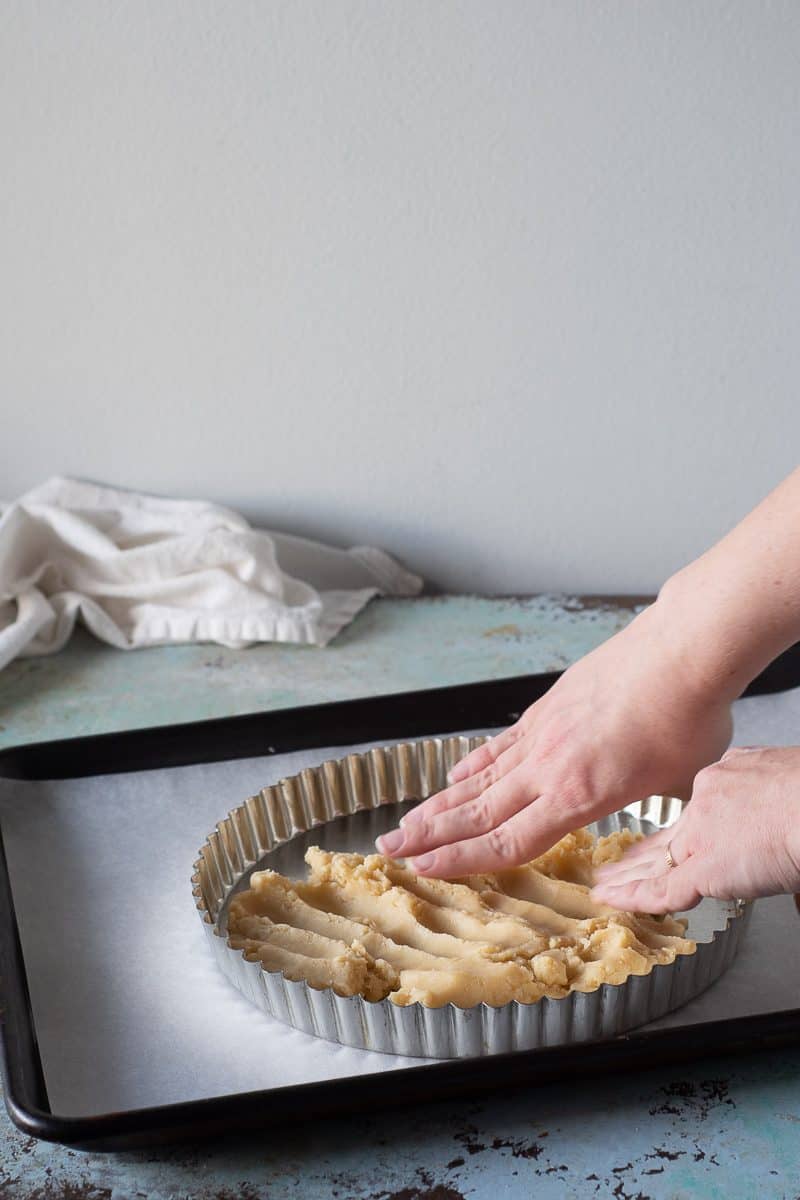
[226,827,696,1008]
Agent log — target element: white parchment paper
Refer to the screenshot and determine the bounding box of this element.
[1,685,799,1118]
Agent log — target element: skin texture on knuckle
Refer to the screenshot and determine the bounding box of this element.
[419,779,470,821]
[475,763,499,793]
[422,797,452,825]
[466,793,496,831]
[486,822,521,863]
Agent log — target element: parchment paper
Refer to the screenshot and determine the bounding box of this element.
[1,685,798,1119]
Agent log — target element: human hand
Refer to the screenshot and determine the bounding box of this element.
[591,746,800,913]
[375,602,733,877]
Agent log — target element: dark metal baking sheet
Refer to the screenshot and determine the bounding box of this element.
[1,658,799,1151]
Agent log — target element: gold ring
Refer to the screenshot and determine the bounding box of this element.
[665,842,676,871]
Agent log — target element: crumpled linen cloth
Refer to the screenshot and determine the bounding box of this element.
[0,478,423,670]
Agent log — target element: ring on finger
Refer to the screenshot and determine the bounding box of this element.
[664,841,677,871]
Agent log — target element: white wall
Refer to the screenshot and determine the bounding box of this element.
[2,2,799,593]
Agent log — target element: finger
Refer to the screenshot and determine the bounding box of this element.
[593,827,672,875]
[627,826,672,855]
[593,827,678,885]
[596,830,695,897]
[592,840,666,897]
[600,815,694,873]
[389,763,538,859]
[396,734,531,833]
[591,860,701,914]
[378,743,532,858]
[446,723,524,784]
[409,793,573,878]
[592,852,670,890]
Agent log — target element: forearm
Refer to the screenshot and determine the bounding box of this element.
[654,466,800,703]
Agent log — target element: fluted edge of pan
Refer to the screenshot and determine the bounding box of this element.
[191,734,749,1058]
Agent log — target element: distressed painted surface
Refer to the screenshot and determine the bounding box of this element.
[0,594,643,750]
[2,1047,800,1198]
[1,593,796,1198]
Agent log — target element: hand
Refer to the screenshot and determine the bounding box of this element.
[591,746,800,913]
[375,602,733,877]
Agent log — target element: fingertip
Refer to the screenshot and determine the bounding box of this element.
[379,826,407,855]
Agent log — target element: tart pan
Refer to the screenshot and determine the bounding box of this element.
[192,735,749,1058]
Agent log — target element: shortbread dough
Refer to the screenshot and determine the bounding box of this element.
[227,827,696,1008]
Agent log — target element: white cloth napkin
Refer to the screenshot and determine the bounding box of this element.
[0,478,423,669]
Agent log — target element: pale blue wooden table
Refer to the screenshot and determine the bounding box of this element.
[1,595,798,1199]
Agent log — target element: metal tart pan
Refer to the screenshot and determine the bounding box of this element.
[192,735,749,1058]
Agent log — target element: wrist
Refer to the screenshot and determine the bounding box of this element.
[628,571,747,706]
[653,565,774,704]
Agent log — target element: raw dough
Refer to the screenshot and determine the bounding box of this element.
[227,827,695,1008]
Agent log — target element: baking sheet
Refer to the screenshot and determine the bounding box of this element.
[1,684,799,1119]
